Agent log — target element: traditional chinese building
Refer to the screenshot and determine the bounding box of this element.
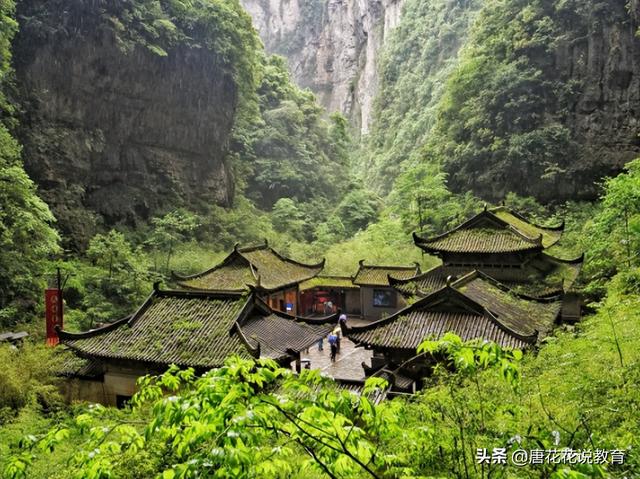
[59,286,334,406]
[172,240,325,315]
[346,270,563,390]
[342,206,584,390]
[405,205,583,321]
[352,260,421,320]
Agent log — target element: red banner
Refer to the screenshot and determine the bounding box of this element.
[45,288,63,346]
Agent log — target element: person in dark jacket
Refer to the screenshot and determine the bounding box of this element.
[328,332,338,362]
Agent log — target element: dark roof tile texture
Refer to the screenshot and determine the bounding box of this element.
[417,228,540,254]
[391,265,448,297]
[179,245,324,292]
[180,256,255,291]
[241,314,333,359]
[350,310,528,350]
[412,207,565,254]
[353,264,420,286]
[62,292,252,368]
[456,275,561,336]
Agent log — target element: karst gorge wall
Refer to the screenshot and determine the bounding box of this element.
[7,0,640,247]
[11,1,245,245]
[241,0,405,134]
[244,0,640,201]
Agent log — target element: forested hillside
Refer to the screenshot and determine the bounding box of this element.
[1,0,640,477]
[363,0,640,202]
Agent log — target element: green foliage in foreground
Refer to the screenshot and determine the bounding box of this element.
[2,338,525,479]
[4,275,639,478]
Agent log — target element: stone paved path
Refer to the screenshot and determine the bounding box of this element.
[300,337,372,381]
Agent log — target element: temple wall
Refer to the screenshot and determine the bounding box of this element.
[103,371,139,406]
[61,378,106,404]
[360,286,405,321]
[61,362,156,407]
[345,290,361,315]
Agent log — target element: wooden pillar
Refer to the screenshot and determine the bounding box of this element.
[295,353,301,373]
[295,285,300,316]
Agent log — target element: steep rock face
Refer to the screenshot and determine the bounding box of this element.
[13,10,237,246]
[242,0,404,134]
[558,1,640,197]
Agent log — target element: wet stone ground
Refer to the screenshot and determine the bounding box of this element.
[299,335,373,382]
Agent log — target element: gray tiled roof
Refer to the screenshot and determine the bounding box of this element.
[176,242,324,292]
[390,265,448,297]
[60,291,337,369]
[241,312,334,360]
[413,207,561,254]
[348,273,559,352]
[60,290,254,369]
[349,310,530,351]
[353,261,420,286]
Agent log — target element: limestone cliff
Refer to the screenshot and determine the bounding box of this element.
[241,0,404,134]
[556,0,640,199]
[12,1,244,246]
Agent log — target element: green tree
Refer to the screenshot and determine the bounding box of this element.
[74,230,156,328]
[0,0,59,326]
[271,198,306,240]
[147,210,199,273]
[335,189,380,236]
[582,159,640,292]
[388,162,479,234]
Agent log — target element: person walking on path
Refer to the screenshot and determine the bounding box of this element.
[333,326,342,354]
[317,336,324,351]
[328,332,338,362]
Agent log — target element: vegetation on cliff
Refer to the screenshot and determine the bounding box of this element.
[364,0,638,203]
[0,0,59,325]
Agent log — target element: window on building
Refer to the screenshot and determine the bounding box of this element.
[372,289,396,308]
